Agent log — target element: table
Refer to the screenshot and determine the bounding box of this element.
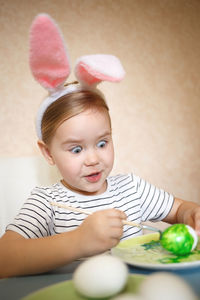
[1,260,200,300]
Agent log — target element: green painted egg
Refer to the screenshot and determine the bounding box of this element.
[160,224,198,255]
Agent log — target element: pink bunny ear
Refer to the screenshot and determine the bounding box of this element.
[29,14,71,91]
[75,54,125,86]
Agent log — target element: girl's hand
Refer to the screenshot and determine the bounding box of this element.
[169,198,200,235]
[164,197,200,235]
[76,209,127,257]
[179,205,200,235]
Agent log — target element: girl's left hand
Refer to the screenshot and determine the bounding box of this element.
[180,205,200,235]
[164,197,200,236]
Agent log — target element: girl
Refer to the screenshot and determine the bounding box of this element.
[0,14,200,278]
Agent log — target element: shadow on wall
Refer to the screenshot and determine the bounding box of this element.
[0,156,60,237]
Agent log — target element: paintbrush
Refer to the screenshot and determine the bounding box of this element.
[50,202,161,234]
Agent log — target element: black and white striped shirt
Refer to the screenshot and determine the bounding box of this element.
[7,173,174,240]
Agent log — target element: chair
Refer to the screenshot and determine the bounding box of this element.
[0,156,59,237]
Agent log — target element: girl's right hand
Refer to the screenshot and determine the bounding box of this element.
[76,209,127,257]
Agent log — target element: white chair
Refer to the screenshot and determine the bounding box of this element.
[0,156,60,237]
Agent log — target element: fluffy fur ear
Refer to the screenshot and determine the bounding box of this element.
[75,54,125,87]
[29,14,71,92]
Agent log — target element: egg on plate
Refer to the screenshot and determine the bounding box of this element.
[139,272,198,300]
[160,224,198,255]
[73,254,128,298]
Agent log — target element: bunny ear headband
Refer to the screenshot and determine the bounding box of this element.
[29,13,125,140]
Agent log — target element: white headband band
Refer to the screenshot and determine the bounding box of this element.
[29,13,125,140]
[36,84,83,140]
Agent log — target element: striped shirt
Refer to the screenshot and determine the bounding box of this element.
[6,173,174,240]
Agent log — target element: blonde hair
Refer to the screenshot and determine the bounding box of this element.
[41,89,111,144]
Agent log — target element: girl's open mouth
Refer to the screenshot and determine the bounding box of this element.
[85,172,101,183]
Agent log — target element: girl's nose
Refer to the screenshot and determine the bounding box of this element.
[84,150,99,166]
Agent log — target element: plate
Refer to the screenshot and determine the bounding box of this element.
[112,233,200,270]
[22,274,145,300]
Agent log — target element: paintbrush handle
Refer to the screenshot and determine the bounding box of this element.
[51,202,92,215]
[50,202,159,232]
[121,220,142,228]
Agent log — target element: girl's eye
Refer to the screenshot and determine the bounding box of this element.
[97,140,107,148]
[71,146,82,154]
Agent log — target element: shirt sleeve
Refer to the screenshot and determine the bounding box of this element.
[134,174,174,222]
[6,187,54,239]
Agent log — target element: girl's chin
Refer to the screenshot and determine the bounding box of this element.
[61,179,107,195]
[79,183,107,196]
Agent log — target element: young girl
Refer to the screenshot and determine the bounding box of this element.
[0,14,200,278]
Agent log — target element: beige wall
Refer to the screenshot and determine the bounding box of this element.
[0,0,200,203]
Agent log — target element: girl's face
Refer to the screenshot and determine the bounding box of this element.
[42,109,114,195]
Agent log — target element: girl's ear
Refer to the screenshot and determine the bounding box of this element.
[37,140,55,165]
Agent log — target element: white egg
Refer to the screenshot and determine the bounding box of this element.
[111,293,144,300]
[73,254,128,298]
[139,272,197,300]
[186,225,198,250]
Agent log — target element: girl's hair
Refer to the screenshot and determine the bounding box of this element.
[41,89,111,144]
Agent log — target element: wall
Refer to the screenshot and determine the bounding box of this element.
[0,0,200,203]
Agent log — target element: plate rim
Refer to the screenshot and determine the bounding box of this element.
[22,273,147,300]
[111,233,200,270]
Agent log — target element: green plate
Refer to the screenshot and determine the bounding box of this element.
[22,274,145,300]
[112,233,200,270]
